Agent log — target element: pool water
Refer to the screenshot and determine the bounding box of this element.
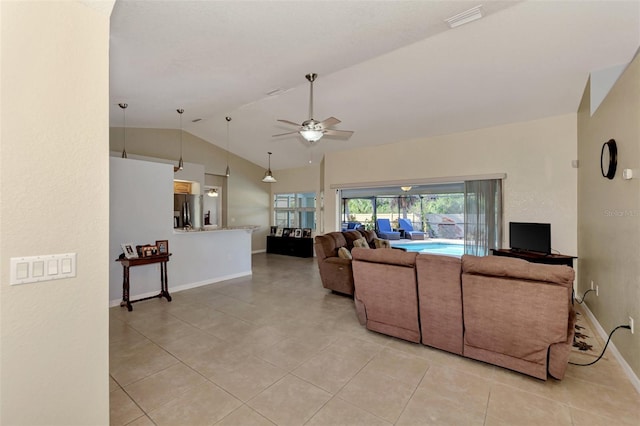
[392,242,464,257]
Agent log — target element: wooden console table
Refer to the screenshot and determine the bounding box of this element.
[266,236,314,258]
[116,254,172,311]
[491,249,576,268]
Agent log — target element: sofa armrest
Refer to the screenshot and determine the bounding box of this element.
[324,257,352,267]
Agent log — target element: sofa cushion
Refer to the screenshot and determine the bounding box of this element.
[461,254,574,287]
[373,238,390,249]
[352,247,417,267]
[353,238,370,249]
[343,230,365,250]
[338,247,353,259]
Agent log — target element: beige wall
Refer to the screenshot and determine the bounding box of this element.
[323,114,578,257]
[578,54,640,377]
[1,1,112,424]
[109,128,270,251]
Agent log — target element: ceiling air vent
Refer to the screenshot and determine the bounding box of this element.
[445,5,483,29]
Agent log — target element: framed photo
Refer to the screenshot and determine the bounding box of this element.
[275,227,284,237]
[302,228,312,238]
[121,243,138,259]
[293,228,302,238]
[282,228,291,238]
[270,226,278,235]
[156,240,169,254]
[142,245,157,257]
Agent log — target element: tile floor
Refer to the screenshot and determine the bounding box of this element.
[110,253,639,426]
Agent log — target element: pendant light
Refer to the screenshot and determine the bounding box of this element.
[262,152,277,183]
[174,108,184,172]
[225,116,231,177]
[119,103,128,158]
[207,188,219,197]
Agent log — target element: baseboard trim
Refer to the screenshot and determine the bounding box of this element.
[109,270,252,307]
[582,303,640,394]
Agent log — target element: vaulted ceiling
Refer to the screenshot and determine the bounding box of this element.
[109,1,640,170]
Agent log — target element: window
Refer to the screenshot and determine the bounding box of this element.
[274,192,316,229]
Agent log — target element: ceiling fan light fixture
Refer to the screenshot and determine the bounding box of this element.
[207,188,219,197]
[445,5,483,29]
[300,128,324,142]
[401,186,412,192]
[261,151,277,183]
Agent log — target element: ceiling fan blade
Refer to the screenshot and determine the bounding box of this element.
[319,117,341,128]
[323,129,354,139]
[272,131,300,137]
[277,119,302,127]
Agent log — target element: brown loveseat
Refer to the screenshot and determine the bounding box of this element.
[314,229,389,296]
[351,249,575,380]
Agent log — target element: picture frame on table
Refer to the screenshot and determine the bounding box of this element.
[282,228,291,238]
[156,240,169,254]
[275,227,284,237]
[302,228,312,238]
[270,226,278,235]
[121,243,138,259]
[293,228,302,238]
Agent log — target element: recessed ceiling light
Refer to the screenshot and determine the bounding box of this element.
[445,5,483,29]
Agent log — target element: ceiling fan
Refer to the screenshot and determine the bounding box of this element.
[273,73,354,143]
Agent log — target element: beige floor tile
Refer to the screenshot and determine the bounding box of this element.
[215,405,276,426]
[124,363,208,412]
[337,366,418,423]
[396,393,486,426]
[109,389,143,426]
[486,382,572,426]
[110,340,179,386]
[416,363,491,413]
[306,397,392,426]
[570,406,639,426]
[125,415,156,426]
[148,382,242,426]
[156,328,225,362]
[247,374,332,426]
[187,342,254,378]
[292,349,369,394]
[110,375,121,392]
[256,336,325,371]
[491,365,569,404]
[199,314,258,341]
[365,347,430,387]
[208,356,287,402]
[563,376,640,422]
[565,355,637,392]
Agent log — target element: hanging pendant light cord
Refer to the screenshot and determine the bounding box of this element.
[119,103,128,158]
[225,116,231,176]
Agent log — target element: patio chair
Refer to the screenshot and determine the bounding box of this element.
[375,218,401,240]
[398,218,426,240]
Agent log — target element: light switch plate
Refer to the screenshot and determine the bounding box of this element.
[10,253,76,285]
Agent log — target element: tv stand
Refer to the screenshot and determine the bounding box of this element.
[491,249,575,268]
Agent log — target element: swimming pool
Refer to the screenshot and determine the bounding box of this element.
[392,242,464,257]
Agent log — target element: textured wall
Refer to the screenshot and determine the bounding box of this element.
[1,1,112,423]
[578,54,640,379]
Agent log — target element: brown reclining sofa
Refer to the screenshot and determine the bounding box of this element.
[351,248,575,380]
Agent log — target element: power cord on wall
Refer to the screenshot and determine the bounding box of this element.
[569,324,631,366]
[574,288,595,304]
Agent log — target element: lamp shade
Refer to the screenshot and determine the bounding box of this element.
[300,128,323,142]
[261,152,277,183]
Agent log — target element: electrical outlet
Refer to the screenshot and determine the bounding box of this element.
[629,316,634,334]
[590,280,594,290]
[596,285,599,297]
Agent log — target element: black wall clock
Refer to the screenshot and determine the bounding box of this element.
[600,139,617,180]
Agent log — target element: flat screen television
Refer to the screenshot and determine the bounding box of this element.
[509,222,551,254]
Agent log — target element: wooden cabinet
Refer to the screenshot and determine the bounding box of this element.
[267,236,314,258]
[174,181,192,194]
